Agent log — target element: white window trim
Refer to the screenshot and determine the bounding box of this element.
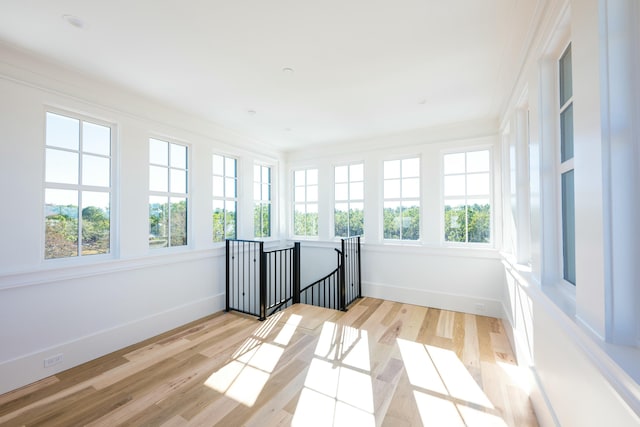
[43,108,117,263]
[381,155,422,243]
[292,167,320,239]
[212,153,238,243]
[333,161,365,239]
[440,146,494,248]
[149,137,191,250]
[253,162,274,240]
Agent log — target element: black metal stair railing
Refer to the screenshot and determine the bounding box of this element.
[225,236,361,320]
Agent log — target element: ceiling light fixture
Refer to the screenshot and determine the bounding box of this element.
[418,99,427,105]
[247,109,257,115]
[62,14,85,29]
[282,67,294,74]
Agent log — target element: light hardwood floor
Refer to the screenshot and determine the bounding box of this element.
[0,298,538,426]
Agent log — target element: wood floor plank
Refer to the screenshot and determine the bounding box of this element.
[0,297,538,427]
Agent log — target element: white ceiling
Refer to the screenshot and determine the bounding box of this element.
[0,0,539,151]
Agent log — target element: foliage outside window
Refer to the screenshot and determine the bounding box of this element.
[383,158,420,240]
[149,138,188,248]
[254,164,271,238]
[213,155,237,242]
[559,43,576,285]
[443,150,491,243]
[294,169,319,237]
[335,163,364,237]
[44,112,112,259]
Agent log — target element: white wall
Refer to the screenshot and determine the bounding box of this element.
[499,0,640,424]
[0,44,283,394]
[286,123,506,318]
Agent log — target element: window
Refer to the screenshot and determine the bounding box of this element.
[334,163,364,237]
[44,111,112,259]
[443,150,491,243]
[293,168,318,237]
[383,158,420,240]
[559,43,576,285]
[149,138,188,248]
[213,155,237,242]
[254,164,271,238]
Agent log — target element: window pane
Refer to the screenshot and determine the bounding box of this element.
[212,199,225,242]
[560,104,574,162]
[559,44,573,106]
[149,165,168,192]
[225,177,236,198]
[170,143,187,169]
[213,176,224,197]
[401,202,420,240]
[306,204,318,236]
[335,203,349,237]
[150,139,168,165]
[335,166,348,183]
[294,205,306,236]
[444,200,466,242]
[349,202,364,236]
[402,178,420,198]
[335,183,348,201]
[262,166,270,182]
[254,182,261,200]
[213,155,224,175]
[350,182,364,200]
[466,150,490,173]
[402,158,420,177]
[307,169,318,185]
[295,186,306,202]
[149,196,168,248]
[82,154,110,187]
[444,153,465,174]
[225,158,236,177]
[45,189,79,259]
[83,122,110,155]
[295,170,306,186]
[170,168,187,193]
[466,173,490,196]
[225,201,237,239]
[383,201,401,239]
[562,170,576,284]
[467,200,490,243]
[351,163,364,181]
[384,160,400,179]
[307,185,318,202]
[46,149,78,184]
[46,113,79,150]
[81,191,110,255]
[444,175,465,197]
[262,184,270,201]
[169,198,187,246]
[384,179,401,199]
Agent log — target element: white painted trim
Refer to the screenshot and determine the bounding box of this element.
[0,293,224,395]
[362,280,503,318]
[0,247,225,291]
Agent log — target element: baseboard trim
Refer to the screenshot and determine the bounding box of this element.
[362,280,503,317]
[0,293,224,395]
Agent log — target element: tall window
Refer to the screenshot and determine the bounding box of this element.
[213,154,237,242]
[44,111,112,259]
[254,164,271,238]
[559,43,576,285]
[149,138,188,248]
[293,168,318,237]
[443,150,491,243]
[383,157,420,240]
[335,163,364,237]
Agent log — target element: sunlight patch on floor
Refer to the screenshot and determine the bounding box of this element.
[204,312,298,407]
[292,321,374,427]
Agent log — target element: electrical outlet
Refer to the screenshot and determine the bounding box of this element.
[44,353,63,368]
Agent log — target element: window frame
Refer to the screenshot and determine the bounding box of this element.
[148,137,190,250]
[441,147,493,246]
[43,109,116,261]
[557,42,576,287]
[253,163,272,239]
[292,167,319,238]
[333,161,365,239]
[212,153,238,243]
[382,156,421,242]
